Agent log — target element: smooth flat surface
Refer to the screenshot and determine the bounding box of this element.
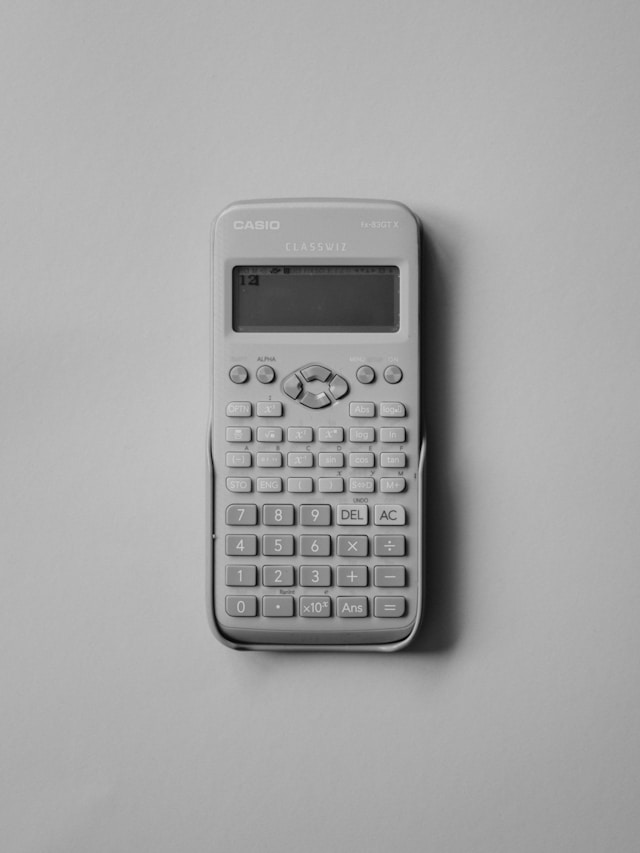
[2,2,640,850]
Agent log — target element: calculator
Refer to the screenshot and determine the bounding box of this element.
[208,198,424,650]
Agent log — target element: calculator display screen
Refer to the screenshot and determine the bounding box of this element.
[232,266,399,332]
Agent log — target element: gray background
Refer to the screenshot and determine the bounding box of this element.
[2,2,640,850]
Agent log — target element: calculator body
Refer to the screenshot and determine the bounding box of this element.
[208,199,424,650]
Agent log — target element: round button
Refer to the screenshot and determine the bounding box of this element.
[229,365,249,384]
[356,365,376,384]
[384,365,403,384]
[256,365,276,384]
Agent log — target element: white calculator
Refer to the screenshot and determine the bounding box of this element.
[208,199,424,650]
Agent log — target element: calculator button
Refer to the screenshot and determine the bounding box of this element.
[226,427,252,442]
[287,477,313,492]
[383,365,403,384]
[226,402,252,417]
[374,596,406,617]
[282,374,303,399]
[225,565,257,586]
[256,365,276,384]
[301,364,331,382]
[299,596,331,617]
[257,477,283,493]
[318,477,344,493]
[288,452,314,468]
[380,402,405,417]
[337,566,368,587]
[337,505,368,525]
[225,595,257,617]
[319,452,344,468]
[299,505,331,525]
[380,452,406,468]
[288,427,313,442]
[225,504,258,526]
[380,427,406,443]
[337,596,368,617]
[262,504,295,525]
[373,505,405,525]
[350,402,375,417]
[349,427,375,442]
[262,535,295,557]
[301,391,331,409]
[337,535,368,557]
[356,365,375,384]
[263,565,294,586]
[257,401,283,417]
[300,535,331,556]
[349,452,374,468]
[257,426,282,442]
[225,534,258,556]
[257,452,283,468]
[229,365,249,384]
[226,451,252,468]
[226,477,252,492]
[262,596,294,616]
[300,565,331,587]
[318,427,344,442]
[349,478,375,493]
[328,375,349,399]
[374,566,406,587]
[373,535,406,556]
[380,477,406,493]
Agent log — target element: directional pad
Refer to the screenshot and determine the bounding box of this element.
[282,363,350,409]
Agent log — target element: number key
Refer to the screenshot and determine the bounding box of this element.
[263,565,294,586]
[300,565,331,587]
[299,505,331,525]
[225,504,258,525]
[225,534,258,556]
[262,534,295,556]
[299,535,331,556]
[262,504,294,525]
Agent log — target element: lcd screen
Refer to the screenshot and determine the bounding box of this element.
[232,266,400,332]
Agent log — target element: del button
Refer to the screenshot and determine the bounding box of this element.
[337,505,368,525]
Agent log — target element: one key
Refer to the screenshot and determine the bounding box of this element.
[225,565,257,586]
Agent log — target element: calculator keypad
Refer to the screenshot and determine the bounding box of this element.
[218,372,414,628]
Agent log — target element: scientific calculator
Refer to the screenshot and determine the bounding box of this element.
[208,199,424,650]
